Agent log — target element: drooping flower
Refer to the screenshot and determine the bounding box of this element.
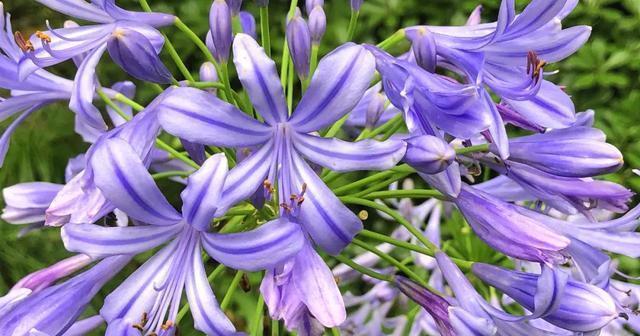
[61,140,305,335]
[18,0,174,130]
[0,255,130,335]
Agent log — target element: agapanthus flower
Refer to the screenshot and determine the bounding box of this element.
[0,255,130,335]
[61,140,304,335]
[18,0,175,130]
[345,83,399,130]
[156,34,406,329]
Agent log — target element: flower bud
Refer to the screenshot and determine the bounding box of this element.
[12,254,92,293]
[229,0,242,16]
[209,0,233,62]
[395,276,455,336]
[199,62,219,94]
[472,263,619,332]
[351,0,363,11]
[286,8,311,79]
[2,182,62,225]
[364,92,386,129]
[308,5,326,45]
[239,11,257,39]
[306,0,324,14]
[465,5,483,26]
[403,135,455,175]
[411,28,437,72]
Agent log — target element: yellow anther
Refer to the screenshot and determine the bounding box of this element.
[14,31,34,52]
[35,31,51,43]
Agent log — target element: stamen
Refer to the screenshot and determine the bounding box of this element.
[526,51,546,83]
[35,31,51,43]
[14,31,34,52]
[263,179,275,195]
[161,320,174,330]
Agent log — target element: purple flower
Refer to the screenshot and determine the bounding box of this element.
[308,5,326,45]
[395,276,455,335]
[306,0,324,14]
[229,0,243,16]
[351,0,364,11]
[473,263,619,332]
[0,256,130,335]
[345,83,399,129]
[410,28,437,72]
[287,8,312,79]
[454,184,570,264]
[2,182,62,226]
[209,0,233,62]
[403,135,455,174]
[497,126,623,177]
[157,34,406,256]
[60,140,304,334]
[239,11,257,39]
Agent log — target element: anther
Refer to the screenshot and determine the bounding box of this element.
[161,321,174,330]
[14,31,34,52]
[526,51,546,82]
[263,180,274,194]
[35,31,51,43]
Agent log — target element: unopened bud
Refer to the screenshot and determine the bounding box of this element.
[286,8,311,79]
[403,135,455,174]
[308,5,326,45]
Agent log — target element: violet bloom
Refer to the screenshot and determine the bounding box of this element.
[239,11,257,39]
[473,263,619,332]
[308,5,326,45]
[306,0,324,14]
[454,184,570,264]
[403,135,455,175]
[345,83,400,129]
[10,254,92,294]
[17,0,174,131]
[2,182,62,227]
[209,0,233,63]
[287,8,312,79]
[157,34,405,255]
[406,0,590,134]
[0,256,130,335]
[61,141,304,335]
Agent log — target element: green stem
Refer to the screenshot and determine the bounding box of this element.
[174,17,217,64]
[287,57,295,112]
[332,254,392,282]
[351,173,411,198]
[280,0,299,89]
[259,7,271,57]
[355,113,404,141]
[352,238,429,288]
[163,35,194,81]
[456,143,490,155]
[341,196,437,251]
[113,93,144,111]
[331,164,414,195]
[309,44,319,76]
[324,113,350,138]
[376,29,406,51]
[151,170,193,180]
[187,81,226,90]
[362,189,445,200]
[271,320,279,336]
[251,295,265,336]
[359,229,473,270]
[347,10,360,41]
[220,62,236,105]
[331,327,341,336]
[220,271,244,310]
[155,140,200,169]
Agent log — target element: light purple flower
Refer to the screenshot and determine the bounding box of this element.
[308,5,326,45]
[239,11,257,39]
[209,0,233,62]
[157,34,406,256]
[60,140,304,335]
[11,254,92,294]
[2,182,62,226]
[403,135,455,174]
[287,8,312,79]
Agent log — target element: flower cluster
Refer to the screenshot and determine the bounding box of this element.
[1,0,639,335]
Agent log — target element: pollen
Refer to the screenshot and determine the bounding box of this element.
[358,210,368,220]
[263,179,275,194]
[14,31,34,52]
[161,321,174,330]
[112,28,127,39]
[526,51,546,82]
[35,31,51,43]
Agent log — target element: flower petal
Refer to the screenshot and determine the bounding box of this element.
[291,243,346,327]
[0,106,40,168]
[503,80,576,129]
[185,239,238,335]
[157,87,273,147]
[106,27,172,83]
[182,154,228,231]
[290,43,375,132]
[90,138,182,225]
[293,133,406,172]
[233,33,287,125]
[35,0,113,23]
[202,217,304,271]
[69,43,108,131]
[292,153,362,255]
[61,223,182,258]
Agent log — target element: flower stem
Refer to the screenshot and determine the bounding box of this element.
[351,172,412,197]
[221,271,244,310]
[347,10,360,41]
[113,93,145,111]
[352,238,429,288]
[362,189,445,200]
[331,164,414,194]
[376,29,406,51]
[340,196,437,251]
[173,17,217,64]
[251,295,265,336]
[332,254,392,282]
[151,170,193,180]
[456,143,490,155]
[163,34,195,81]
[271,320,279,336]
[259,7,271,57]
[187,81,226,90]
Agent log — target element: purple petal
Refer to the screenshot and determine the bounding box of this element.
[0,105,41,168]
[292,153,362,255]
[106,81,135,126]
[203,217,304,271]
[69,43,108,130]
[233,34,288,124]
[62,315,104,336]
[106,27,172,83]
[180,138,206,165]
[102,0,175,28]
[90,138,182,225]
[157,87,273,147]
[35,0,113,23]
[0,92,66,123]
[293,133,406,172]
[182,154,228,231]
[62,223,182,258]
[290,43,375,133]
[185,239,238,335]
[291,242,346,327]
[215,141,273,215]
[503,80,576,129]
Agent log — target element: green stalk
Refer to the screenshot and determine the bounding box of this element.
[346,10,360,41]
[352,238,430,288]
[351,173,412,198]
[151,170,193,180]
[362,189,445,200]
[341,196,437,251]
[187,81,226,90]
[331,164,414,195]
[113,93,145,111]
[221,271,244,310]
[163,35,194,81]
[324,113,350,138]
[376,29,406,51]
[173,18,217,63]
[280,0,299,89]
[259,7,271,57]
[331,327,341,336]
[332,254,392,282]
[287,57,295,112]
[309,44,320,76]
[251,295,265,336]
[456,143,490,155]
[271,320,279,336]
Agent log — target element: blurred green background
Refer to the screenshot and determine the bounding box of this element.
[1,0,639,334]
